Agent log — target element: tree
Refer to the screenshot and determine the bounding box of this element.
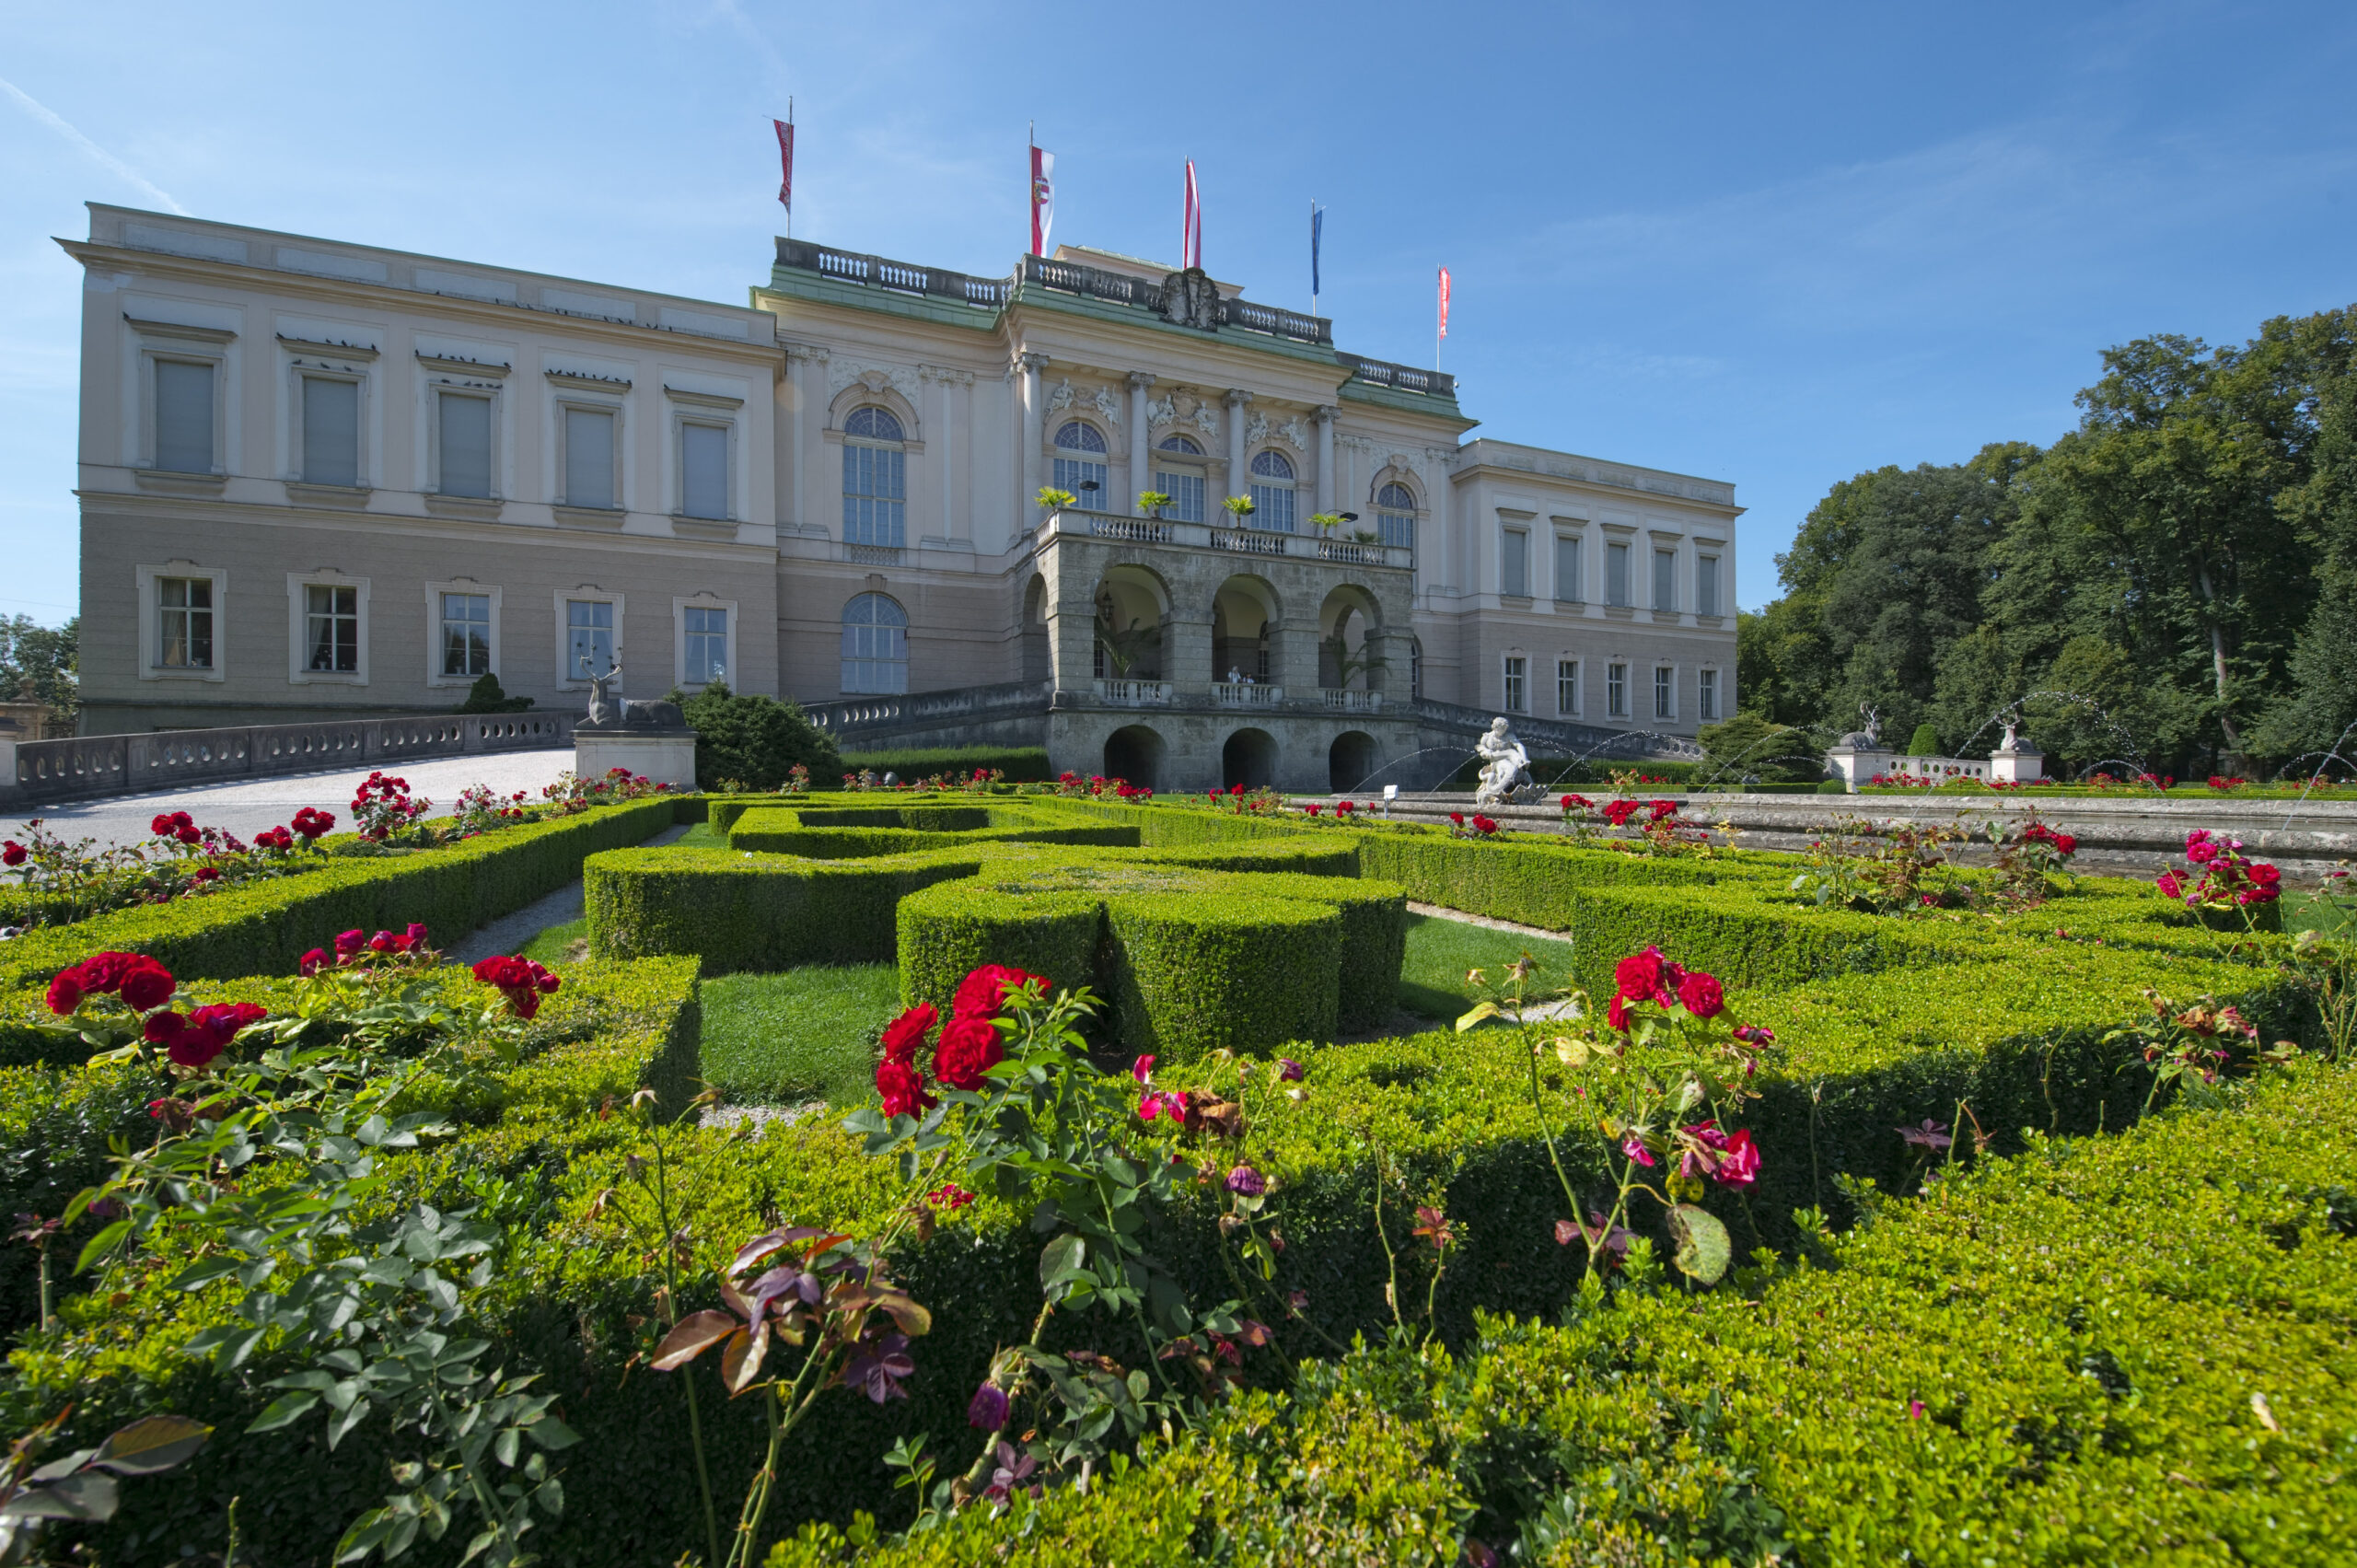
[2250,307,2357,769]
[1697,712,1822,784]
[0,616,77,732]
[675,683,841,790]
[1905,723,1942,758]
[454,673,533,714]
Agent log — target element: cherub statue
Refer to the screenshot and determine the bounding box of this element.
[1473,716,1534,805]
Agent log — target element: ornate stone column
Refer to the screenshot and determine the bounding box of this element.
[1314,405,1336,517]
[1017,352,1049,523]
[1224,389,1252,508]
[1127,371,1155,515]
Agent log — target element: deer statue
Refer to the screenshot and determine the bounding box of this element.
[582,661,684,729]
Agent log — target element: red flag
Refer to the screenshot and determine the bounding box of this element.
[1437,267,1451,340]
[1182,161,1202,270]
[1030,144,1056,257]
[772,119,794,210]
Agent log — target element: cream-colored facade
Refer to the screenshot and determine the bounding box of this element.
[65,204,1739,791]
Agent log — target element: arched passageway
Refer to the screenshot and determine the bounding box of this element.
[1222,728,1278,790]
[1104,725,1166,791]
[1329,731,1379,793]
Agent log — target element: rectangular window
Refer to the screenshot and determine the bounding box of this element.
[154,360,215,473]
[1606,540,1631,607]
[1608,661,1628,718]
[1054,457,1109,513]
[157,576,214,668]
[438,391,493,498]
[1697,553,1721,619]
[441,592,493,679]
[1501,528,1529,598]
[1556,658,1579,715]
[1655,666,1675,719]
[1654,548,1678,612]
[305,584,360,673]
[301,376,359,487]
[1154,466,1206,524]
[1377,505,1414,552]
[1698,668,1718,721]
[566,598,614,681]
[1554,535,1582,602]
[685,606,728,684]
[842,443,907,547]
[1504,656,1527,714]
[681,424,729,519]
[1247,482,1295,532]
[564,407,615,509]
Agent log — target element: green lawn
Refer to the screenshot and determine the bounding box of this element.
[2288,888,2355,940]
[701,964,900,1107]
[1396,912,1575,1021]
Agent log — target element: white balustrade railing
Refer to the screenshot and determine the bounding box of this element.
[1320,689,1384,713]
[1212,682,1283,708]
[1035,508,1412,570]
[1093,679,1172,706]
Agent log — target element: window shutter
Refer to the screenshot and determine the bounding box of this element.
[155,361,214,473]
[302,377,359,486]
[682,424,728,518]
[565,408,615,508]
[440,394,493,497]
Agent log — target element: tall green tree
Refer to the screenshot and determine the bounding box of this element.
[2251,307,2357,766]
[0,615,77,731]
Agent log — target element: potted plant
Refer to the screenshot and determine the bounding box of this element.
[1036,486,1077,512]
[1136,490,1173,519]
[1308,512,1343,535]
[1222,494,1257,527]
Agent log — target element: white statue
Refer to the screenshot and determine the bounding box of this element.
[1472,716,1535,805]
[1997,718,2029,753]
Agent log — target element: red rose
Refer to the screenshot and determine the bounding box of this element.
[118,958,176,1012]
[1,842,23,867]
[881,1003,937,1063]
[1614,947,1665,1003]
[44,968,86,1016]
[934,1015,1005,1091]
[298,948,329,977]
[1676,970,1724,1020]
[2053,834,2077,856]
[952,965,1041,1021]
[76,952,137,992]
[1604,799,1639,827]
[144,1010,186,1047]
[1606,992,1632,1032]
[876,1056,935,1119]
[149,814,174,837]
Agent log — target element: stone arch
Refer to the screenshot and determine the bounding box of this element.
[1318,584,1384,690]
[826,377,921,442]
[1093,563,1170,681]
[1020,573,1051,685]
[1329,731,1380,793]
[1103,724,1167,791]
[1221,727,1279,790]
[1210,575,1283,685]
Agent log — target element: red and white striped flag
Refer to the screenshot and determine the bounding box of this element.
[1437,266,1451,339]
[1030,143,1056,257]
[772,118,794,211]
[1182,161,1202,270]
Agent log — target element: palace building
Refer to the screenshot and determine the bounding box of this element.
[63,203,1740,791]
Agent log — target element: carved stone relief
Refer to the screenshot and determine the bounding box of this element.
[1160,268,1223,331]
[1245,412,1270,447]
[1145,391,1178,427]
[1046,377,1074,413]
[1190,401,1221,439]
[827,359,920,404]
[1281,416,1311,451]
[1090,385,1121,424]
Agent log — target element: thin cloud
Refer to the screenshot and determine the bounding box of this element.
[0,75,186,215]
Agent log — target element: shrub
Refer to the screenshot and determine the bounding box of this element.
[838,746,1053,784]
[454,671,534,713]
[678,681,842,791]
[1698,712,1825,784]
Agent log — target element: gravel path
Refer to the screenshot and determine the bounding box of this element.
[5,749,582,851]
[447,822,691,964]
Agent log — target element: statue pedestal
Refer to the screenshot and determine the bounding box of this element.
[575,726,698,790]
[1990,749,2045,784]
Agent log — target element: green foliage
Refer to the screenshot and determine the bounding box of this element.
[701,965,900,1106]
[0,613,76,730]
[1905,721,1942,756]
[454,672,533,713]
[1697,712,1824,784]
[836,747,1053,784]
[679,683,842,792]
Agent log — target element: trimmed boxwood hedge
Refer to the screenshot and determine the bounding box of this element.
[0,796,692,991]
[772,1059,2357,1566]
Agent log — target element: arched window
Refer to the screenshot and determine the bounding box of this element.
[1052,420,1109,510]
[1153,434,1206,522]
[842,407,906,552]
[841,592,909,694]
[1248,449,1296,533]
[1376,482,1417,552]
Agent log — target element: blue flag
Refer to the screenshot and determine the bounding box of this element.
[1310,202,1323,310]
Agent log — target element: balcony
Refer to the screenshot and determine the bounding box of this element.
[1321,689,1384,713]
[1039,508,1411,573]
[1213,682,1283,708]
[1093,679,1172,706]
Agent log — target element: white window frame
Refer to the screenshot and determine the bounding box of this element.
[293,369,366,488]
[1154,435,1208,525]
[1553,532,1584,603]
[136,562,228,682]
[1698,666,1719,722]
[1653,547,1678,613]
[1607,660,1629,719]
[426,579,503,689]
[668,387,745,522]
[129,318,235,478]
[1500,526,1530,598]
[674,594,737,691]
[1605,540,1632,608]
[1374,482,1419,553]
[1556,657,1580,716]
[1503,654,1527,714]
[285,572,370,686]
[1247,448,1297,532]
[553,395,625,513]
[555,589,623,691]
[426,377,505,500]
[1654,664,1678,722]
[1697,552,1721,618]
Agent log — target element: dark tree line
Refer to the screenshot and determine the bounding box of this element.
[1738,307,2357,777]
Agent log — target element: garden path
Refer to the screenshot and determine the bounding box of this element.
[3,750,579,850]
[447,821,691,965]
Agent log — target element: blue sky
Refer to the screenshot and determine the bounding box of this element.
[5,0,2354,626]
